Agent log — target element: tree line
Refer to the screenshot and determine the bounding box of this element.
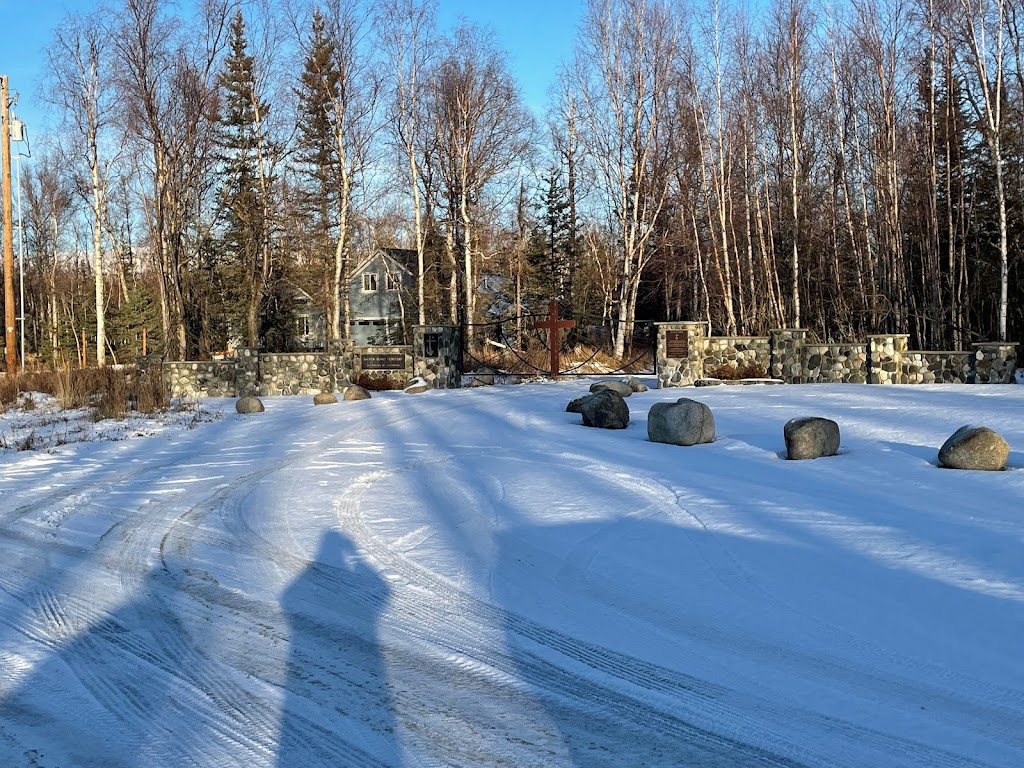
[7,0,1023,366]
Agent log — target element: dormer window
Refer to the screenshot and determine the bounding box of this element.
[362,273,378,292]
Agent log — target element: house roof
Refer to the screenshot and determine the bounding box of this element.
[352,247,417,277]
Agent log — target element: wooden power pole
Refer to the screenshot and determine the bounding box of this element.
[1,76,15,375]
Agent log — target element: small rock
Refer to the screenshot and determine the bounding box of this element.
[580,390,629,429]
[938,425,1009,471]
[621,376,649,393]
[784,417,840,460]
[313,392,338,405]
[471,367,496,386]
[235,396,265,414]
[343,385,372,401]
[404,376,430,394]
[589,380,632,397]
[647,398,715,446]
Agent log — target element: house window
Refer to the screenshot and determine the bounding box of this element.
[296,316,311,336]
[385,272,400,291]
[362,273,378,292]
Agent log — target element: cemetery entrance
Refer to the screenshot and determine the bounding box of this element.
[461,302,655,378]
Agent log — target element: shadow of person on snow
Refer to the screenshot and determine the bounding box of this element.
[276,530,397,768]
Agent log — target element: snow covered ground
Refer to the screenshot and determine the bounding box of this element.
[1,380,1022,767]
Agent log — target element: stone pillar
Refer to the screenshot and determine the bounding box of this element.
[326,339,355,390]
[769,328,808,383]
[867,335,908,384]
[233,347,260,397]
[655,321,707,387]
[971,342,1018,384]
[414,325,461,389]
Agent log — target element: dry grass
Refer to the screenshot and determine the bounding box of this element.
[0,365,172,420]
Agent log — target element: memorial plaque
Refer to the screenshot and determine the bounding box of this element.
[361,353,406,370]
[665,331,689,359]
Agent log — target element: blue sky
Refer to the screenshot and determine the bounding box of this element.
[0,0,584,142]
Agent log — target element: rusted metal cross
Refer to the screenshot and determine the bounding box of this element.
[533,299,576,377]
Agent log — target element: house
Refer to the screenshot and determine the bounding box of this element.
[349,247,415,345]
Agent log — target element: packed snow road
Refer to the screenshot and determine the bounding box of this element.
[1,382,1022,767]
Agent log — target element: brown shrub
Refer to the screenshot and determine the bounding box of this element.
[355,372,404,391]
[706,361,768,380]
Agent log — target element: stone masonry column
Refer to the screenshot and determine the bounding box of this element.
[972,342,1019,383]
[655,321,707,387]
[867,335,908,384]
[414,325,462,389]
[233,347,260,397]
[769,328,808,383]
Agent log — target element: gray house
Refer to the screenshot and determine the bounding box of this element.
[291,247,414,348]
[349,247,414,345]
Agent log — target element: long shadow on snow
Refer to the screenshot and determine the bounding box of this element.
[276,530,397,768]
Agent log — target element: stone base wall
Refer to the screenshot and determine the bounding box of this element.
[702,337,771,376]
[165,361,236,397]
[159,344,355,398]
[259,352,351,396]
[902,352,973,384]
[657,325,1018,388]
[803,344,868,383]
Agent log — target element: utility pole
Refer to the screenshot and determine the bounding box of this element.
[1,76,15,375]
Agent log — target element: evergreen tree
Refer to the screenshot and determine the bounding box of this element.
[215,10,286,349]
[528,167,575,311]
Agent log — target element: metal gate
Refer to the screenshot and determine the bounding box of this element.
[461,310,655,378]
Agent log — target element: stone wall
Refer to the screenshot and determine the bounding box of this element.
[802,344,868,383]
[902,351,973,384]
[973,343,1018,383]
[702,337,771,376]
[165,360,236,397]
[657,324,1018,388]
[159,343,354,398]
[259,351,352,396]
[413,325,461,389]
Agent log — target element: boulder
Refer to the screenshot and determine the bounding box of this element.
[566,393,598,413]
[580,390,629,429]
[404,376,430,394]
[343,385,372,401]
[784,417,840,460]
[938,425,1009,471]
[470,367,496,386]
[313,392,338,405]
[235,396,265,414]
[647,398,715,446]
[622,376,649,393]
[589,380,633,397]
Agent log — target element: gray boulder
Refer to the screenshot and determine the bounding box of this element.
[589,380,633,397]
[580,390,629,429]
[470,367,496,386]
[566,393,598,413]
[313,392,338,405]
[622,376,649,393]
[235,396,265,414]
[343,385,372,401]
[647,398,715,446]
[938,425,1009,471]
[784,417,840,460]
